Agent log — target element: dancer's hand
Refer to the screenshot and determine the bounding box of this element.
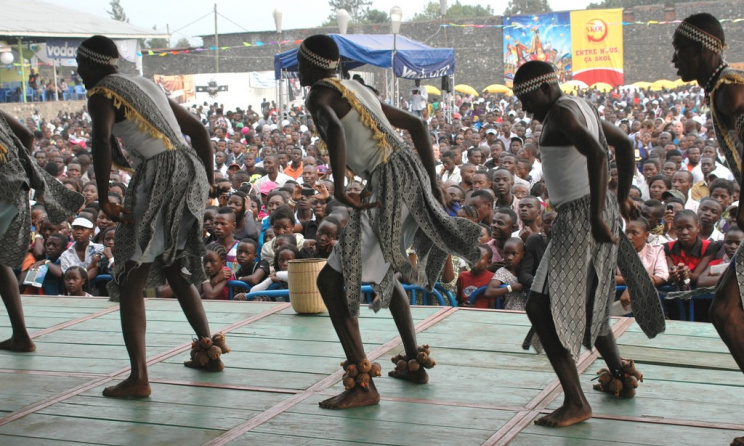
[101,201,132,224]
[590,217,618,244]
[620,198,638,220]
[340,191,379,210]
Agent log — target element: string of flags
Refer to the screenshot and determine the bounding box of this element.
[137,16,744,57]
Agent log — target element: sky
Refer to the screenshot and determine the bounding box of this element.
[42,0,592,45]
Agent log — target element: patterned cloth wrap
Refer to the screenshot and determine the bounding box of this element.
[87,75,210,300]
[315,79,483,317]
[709,68,744,310]
[0,114,83,268]
[527,100,665,359]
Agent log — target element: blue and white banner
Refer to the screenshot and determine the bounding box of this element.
[45,39,82,60]
[393,51,455,79]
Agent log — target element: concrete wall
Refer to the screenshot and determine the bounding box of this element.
[139,2,743,96]
[0,100,86,121]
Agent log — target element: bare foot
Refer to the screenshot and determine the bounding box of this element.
[388,367,429,384]
[319,380,380,409]
[731,436,744,446]
[534,403,592,427]
[103,377,151,398]
[0,337,36,352]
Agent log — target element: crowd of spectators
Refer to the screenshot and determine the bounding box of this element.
[13,77,739,321]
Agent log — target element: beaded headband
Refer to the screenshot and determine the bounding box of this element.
[513,72,558,97]
[298,42,339,70]
[674,21,724,55]
[77,45,119,66]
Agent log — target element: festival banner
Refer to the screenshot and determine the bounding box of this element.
[570,9,624,86]
[502,12,572,87]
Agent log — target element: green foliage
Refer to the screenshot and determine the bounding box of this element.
[503,0,552,17]
[364,9,389,24]
[107,0,128,22]
[174,37,192,48]
[145,26,169,49]
[323,0,373,25]
[412,1,494,22]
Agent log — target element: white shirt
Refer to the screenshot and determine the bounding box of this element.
[409,86,428,112]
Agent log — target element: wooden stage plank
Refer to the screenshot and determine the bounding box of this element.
[0,300,743,445]
[510,417,739,445]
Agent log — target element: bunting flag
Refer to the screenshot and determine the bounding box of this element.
[137,39,304,57]
[443,17,744,29]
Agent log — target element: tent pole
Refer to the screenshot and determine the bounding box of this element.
[19,38,26,104]
[53,59,58,101]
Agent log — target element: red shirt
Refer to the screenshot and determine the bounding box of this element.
[664,238,714,272]
[456,269,495,308]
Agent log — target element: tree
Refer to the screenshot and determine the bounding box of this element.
[503,0,551,17]
[412,1,494,22]
[107,0,129,22]
[364,9,389,24]
[323,0,372,25]
[175,37,191,48]
[145,26,169,49]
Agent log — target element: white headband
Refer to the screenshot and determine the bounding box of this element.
[77,45,119,66]
[299,42,339,70]
[675,21,724,55]
[513,72,559,97]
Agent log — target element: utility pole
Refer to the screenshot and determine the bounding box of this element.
[214,4,219,73]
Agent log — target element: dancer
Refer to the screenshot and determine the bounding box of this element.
[514,61,665,427]
[672,14,744,445]
[0,111,83,351]
[298,35,482,409]
[79,35,227,398]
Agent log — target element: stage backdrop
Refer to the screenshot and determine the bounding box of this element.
[503,9,623,87]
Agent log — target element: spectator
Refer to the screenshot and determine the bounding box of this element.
[664,210,717,291]
[484,237,526,310]
[59,217,103,280]
[200,242,233,300]
[456,244,495,307]
[63,266,92,297]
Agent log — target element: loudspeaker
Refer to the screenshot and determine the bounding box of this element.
[441,75,453,92]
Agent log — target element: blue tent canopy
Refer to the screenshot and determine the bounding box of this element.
[274,34,454,80]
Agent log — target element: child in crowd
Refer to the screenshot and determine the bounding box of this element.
[300,216,340,259]
[456,244,495,308]
[64,266,92,297]
[488,208,518,267]
[94,227,116,296]
[664,210,717,299]
[484,237,526,310]
[200,242,234,300]
[203,206,217,244]
[697,225,744,287]
[235,239,270,287]
[456,204,479,223]
[697,198,724,241]
[248,245,300,296]
[478,222,491,244]
[260,205,305,266]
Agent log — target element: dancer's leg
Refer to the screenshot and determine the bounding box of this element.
[388,279,428,383]
[526,292,592,427]
[103,262,152,398]
[164,261,211,339]
[316,265,380,409]
[710,267,744,372]
[0,265,35,352]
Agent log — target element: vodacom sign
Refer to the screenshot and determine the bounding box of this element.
[585,18,609,43]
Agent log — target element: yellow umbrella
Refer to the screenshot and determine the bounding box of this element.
[482,84,513,95]
[650,79,676,91]
[559,80,588,94]
[673,78,697,87]
[632,81,652,89]
[454,84,479,96]
[590,82,614,93]
[423,85,441,96]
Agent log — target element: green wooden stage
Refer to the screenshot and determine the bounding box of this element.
[0,296,742,445]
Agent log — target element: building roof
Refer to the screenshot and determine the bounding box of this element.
[0,1,169,39]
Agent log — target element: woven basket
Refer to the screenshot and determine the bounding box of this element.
[288,259,327,314]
